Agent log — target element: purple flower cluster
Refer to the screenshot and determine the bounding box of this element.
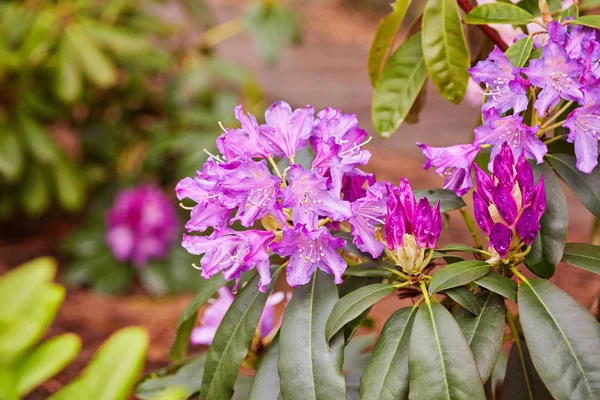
[105,185,178,267]
[473,143,546,259]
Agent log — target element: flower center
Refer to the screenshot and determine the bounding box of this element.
[297,239,324,264]
[550,71,573,94]
[575,111,600,140]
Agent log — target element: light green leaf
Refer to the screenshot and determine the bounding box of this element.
[413,188,466,213]
[422,0,470,103]
[505,36,533,67]
[278,271,346,400]
[559,4,579,20]
[428,260,490,295]
[21,163,51,217]
[569,15,600,28]
[445,286,482,315]
[66,24,117,88]
[81,20,152,55]
[518,279,600,399]
[561,242,600,275]
[359,306,417,400]
[136,355,206,400]
[56,38,82,103]
[475,270,517,303]
[368,0,412,86]
[325,283,397,342]
[502,339,553,400]
[465,4,534,24]
[372,33,428,138]
[18,113,59,165]
[248,336,281,400]
[409,302,486,399]
[169,274,226,361]
[456,292,506,381]
[0,125,23,181]
[51,156,86,213]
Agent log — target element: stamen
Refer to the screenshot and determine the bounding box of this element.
[338,136,373,157]
[218,121,228,133]
[179,202,194,210]
[203,148,224,163]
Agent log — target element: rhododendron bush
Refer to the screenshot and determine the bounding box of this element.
[138,1,600,400]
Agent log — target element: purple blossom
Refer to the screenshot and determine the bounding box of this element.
[469,46,530,114]
[348,182,387,258]
[474,109,547,167]
[182,229,275,292]
[341,171,376,202]
[105,185,178,267]
[548,21,596,62]
[417,142,480,196]
[582,40,600,84]
[216,105,272,160]
[271,225,346,287]
[564,87,600,173]
[523,42,584,117]
[260,101,315,159]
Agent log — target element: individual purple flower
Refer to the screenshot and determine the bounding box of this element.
[582,40,600,84]
[216,105,272,160]
[548,21,596,62]
[280,164,351,230]
[271,225,346,287]
[260,101,315,159]
[341,171,376,202]
[522,42,584,117]
[469,46,530,114]
[564,87,600,173]
[182,229,275,292]
[473,109,547,168]
[348,182,387,258]
[105,185,178,267]
[472,143,546,259]
[417,142,480,196]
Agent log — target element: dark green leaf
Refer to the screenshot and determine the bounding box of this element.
[525,163,567,278]
[343,263,391,278]
[248,336,281,400]
[51,156,85,213]
[428,260,490,295]
[372,33,427,138]
[21,163,51,217]
[456,292,506,381]
[561,242,600,275]
[326,283,397,342]
[359,307,417,400]
[437,243,482,254]
[445,286,482,315]
[505,37,533,67]
[66,25,117,88]
[368,0,412,86]
[547,153,600,218]
[518,279,600,399]
[169,275,226,361]
[475,270,517,303]
[278,271,346,400]
[0,125,23,181]
[465,4,534,24]
[502,340,553,400]
[569,15,600,28]
[422,0,470,103]
[136,355,206,399]
[409,302,486,399]
[414,188,466,213]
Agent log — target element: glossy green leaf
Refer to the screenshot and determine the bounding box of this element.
[372,33,427,138]
[66,24,117,88]
[518,279,600,399]
[465,4,534,24]
[428,260,490,295]
[548,153,600,218]
[278,271,346,400]
[51,156,86,213]
[456,292,506,381]
[561,242,600,275]
[343,263,391,278]
[200,271,277,400]
[0,125,23,181]
[414,188,466,213]
[326,283,397,342]
[136,355,206,399]
[409,302,486,399]
[445,286,481,315]
[169,274,226,361]
[49,327,148,400]
[368,0,412,86]
[359,307,416,400]
[502,339,553,400]
[18,113,59,165]
[56,38,82,103]
[505,37,533,67]
[475,270,517,303]
[15,333,81,395]
[422,0,470,104]
[248,336,281,400]
[437,243,482,254]
[569,15,600,28]
[525,163,567,278]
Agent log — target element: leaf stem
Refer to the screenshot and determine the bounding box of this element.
[541,101,573,129]
[530,88,539,126]
[538,120,565,135]
[509,266,528,283]
[460,208,483,249]
[419,281,431,305]
[382,267,410,282]
[543,133,567,145]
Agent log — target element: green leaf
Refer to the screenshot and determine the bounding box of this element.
[359,307,416,400]
[505,36,533,67]
[525,163,567,278]
[169,274,226,361]
[428,260,490,295]
[343,262,391,278]
[49,327,148,400]
[569,15,600,28]
[561,242,600,275]
[502,339,553,400]
[547,153,600,218]
[409,302,486,399]
[436,243,481,254]
[413,188,466,213]
[456,292,506,381]
[445,286,482,315]
[422,0,470,104]
[518,279,600,399]
[580,0,600,11]
[51,156,86,213]
[56,38,82,103]
[15,333,81,395]
[66,24,117,88]
[559,4,579,20]
[372,33,427,138]
[0,125,24,181]
[248,336,281,400]
[368,0,412,86]
[325,283,397,342]
[465,4,534,24]
[136,355,206,400]
[200,271,278,400]
[475,270,517,302]
[81,20,152,55]
[278,271,346,400]
[18,113,59,165]
[21,163,51,217]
